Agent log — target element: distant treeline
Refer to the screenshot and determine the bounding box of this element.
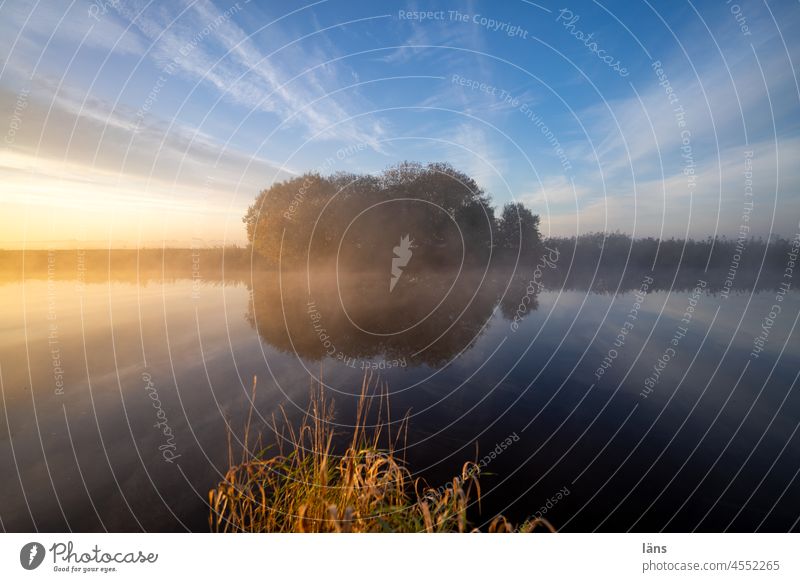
[540,232,798,293]
[0,247,251,285]
[543,232,795,272]
[2,229,796,295]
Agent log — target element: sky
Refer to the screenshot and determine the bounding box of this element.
[1,0,799,248]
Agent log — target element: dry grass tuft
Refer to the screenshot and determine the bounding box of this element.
[209,373,555,533]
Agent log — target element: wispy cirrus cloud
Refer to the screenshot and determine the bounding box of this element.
[108,0,389,149]
[543,12,800,237]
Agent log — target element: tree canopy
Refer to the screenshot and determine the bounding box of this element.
[243,162,542,269]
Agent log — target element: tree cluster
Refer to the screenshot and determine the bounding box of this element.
[243,162,542,269]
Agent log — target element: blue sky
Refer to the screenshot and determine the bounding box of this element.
[1,0,799,247]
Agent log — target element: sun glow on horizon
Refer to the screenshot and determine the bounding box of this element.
[0,150,249,249]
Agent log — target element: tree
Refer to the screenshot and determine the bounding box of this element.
[496,202,542,263]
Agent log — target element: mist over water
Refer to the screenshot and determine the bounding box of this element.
[2,250,798,531]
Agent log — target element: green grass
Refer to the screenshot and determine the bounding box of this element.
[209,374,555,533]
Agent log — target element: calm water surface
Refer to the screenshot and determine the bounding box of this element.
[1,265,799,532]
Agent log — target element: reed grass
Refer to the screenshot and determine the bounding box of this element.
[209,373,555,533]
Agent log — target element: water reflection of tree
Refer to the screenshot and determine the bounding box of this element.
[246,268,542,367]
